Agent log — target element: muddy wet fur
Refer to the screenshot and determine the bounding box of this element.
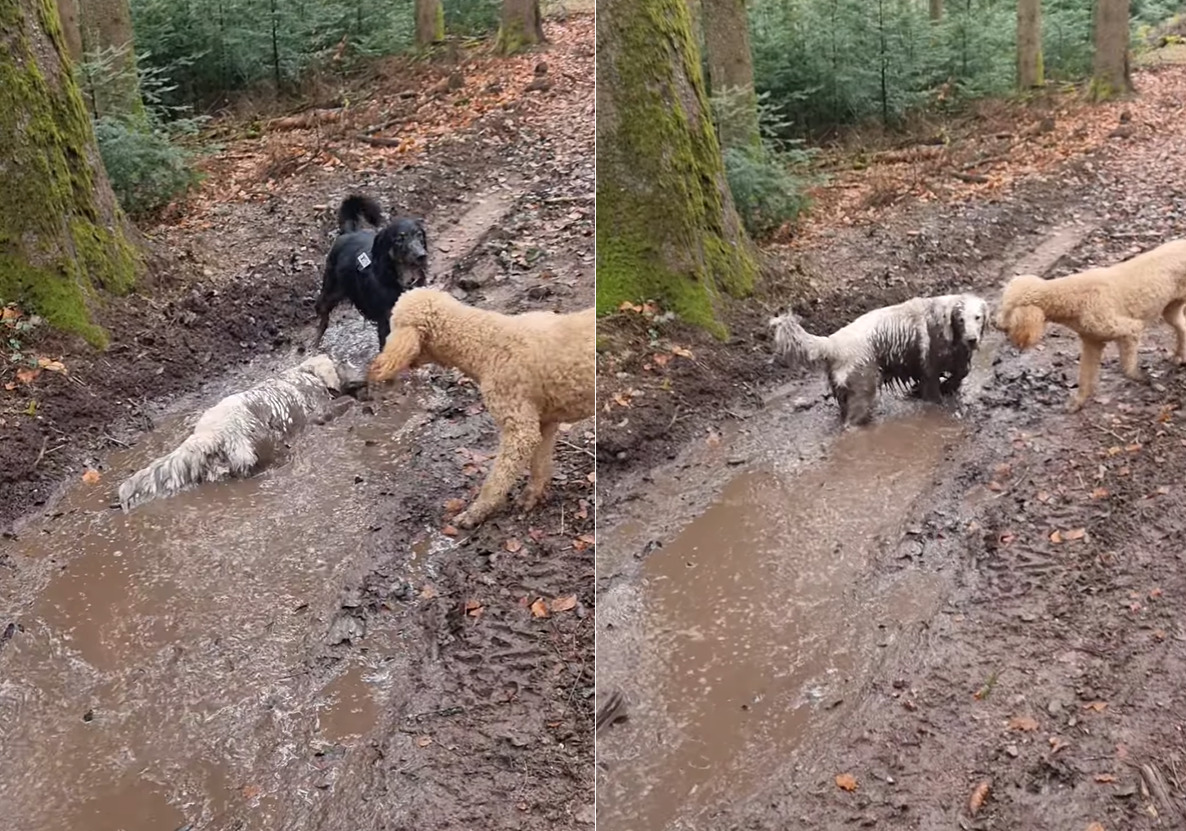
[770,293,988,426]
[312,194,430,351]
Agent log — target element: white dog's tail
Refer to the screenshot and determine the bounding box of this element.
[769,311,834,366]
[118,432,227,512]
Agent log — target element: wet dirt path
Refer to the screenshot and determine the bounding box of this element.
[595,227,1093,830]
[0,185,522,831]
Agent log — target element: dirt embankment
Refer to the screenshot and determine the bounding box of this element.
[596,60,1186,829]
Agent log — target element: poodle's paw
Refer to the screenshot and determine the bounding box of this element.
[1174,353,1186,366]
[1067,395,1086,413]
[454,508,483,529]
[517,488,546,512]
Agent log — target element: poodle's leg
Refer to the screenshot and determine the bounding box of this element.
[1070,337,1105,412]
[1163,300,1186,364]
[1117,336,1149,384]
[455,404,541,529]
[846,365,879,426]
[519,421,559,511]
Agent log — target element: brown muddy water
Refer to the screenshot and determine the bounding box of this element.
[597,411,965,831]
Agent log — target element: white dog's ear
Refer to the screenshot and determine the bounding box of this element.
[949,300,967,341]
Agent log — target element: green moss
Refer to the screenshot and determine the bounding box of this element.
[495,17,534,55]
[596,0,756,338]
[0,0,142,346]
[433,2,444,41]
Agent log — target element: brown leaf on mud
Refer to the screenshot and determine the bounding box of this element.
[1008,715,1040,731]
[1091,487,1110,499]
[1083,701,1108,712]
[416,735,433,747]
[1049,530,1064,544]
[3,382,15,391]
[36,357,66,373]
[549,595,578,613]
[1125,443,1142,453]
[576,499,589,520]
[987,480,1004,492]
[419,584,439,599]
[1049,736,1069,753]
[1063,528,1087,542]
[1157,406,1173,423]
[652,353,670,367]
[670,345,693,358]
[1,306,20,321]
[241,784,262,799]
[442,525,459,537]
[462,464,483,476]
[15,367,40,385]
[443,498,466,514]
[1149,587,1163,599]
[1094,773,1117,783]
[530,598,549,618]
[998,532,1016,546]
[618,301,643,313]
[505,538,523,553]
[465,600,484,618]
[527,527,545,542]
[1152,629,1167,641]
[612,392,632,408]
[967,779,991,816]
[1106,445,1123,457]
[1085,824,1105,831]
[81,469,101,485]
[993,463,1012,476]
[1036,490,1051,502]
[834,773,858,791]
[586,470,596,484]
[572,533,596,551]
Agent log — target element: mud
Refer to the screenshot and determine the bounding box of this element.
[597,65,1186,830]
[1,14,593,831]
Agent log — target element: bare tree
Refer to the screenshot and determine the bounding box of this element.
[1090,0,1133,100]
[596,0,756,333]
[415,0,444,47]
[0,0,143,346]
[1017,0,1043,89]
[701,0,761,151]
[495,0,545,55]
[929,0,942,22]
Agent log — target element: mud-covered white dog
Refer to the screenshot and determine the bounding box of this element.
[769,293,989,426]
[118,354,347,511]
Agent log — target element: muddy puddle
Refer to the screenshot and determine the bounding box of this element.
[597,411,963,831]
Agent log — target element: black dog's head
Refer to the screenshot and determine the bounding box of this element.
[373,218,429,290]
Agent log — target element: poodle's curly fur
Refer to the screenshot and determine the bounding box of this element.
[770,293,988,426]
[368,288,595,528]
[996,239,1186,411]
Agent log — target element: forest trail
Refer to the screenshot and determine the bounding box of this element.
[596,59,1186,830]
[0,15,594,831]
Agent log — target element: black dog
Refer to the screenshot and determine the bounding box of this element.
[312,194,430,351]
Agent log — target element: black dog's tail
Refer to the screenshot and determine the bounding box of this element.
[338,194,384,233]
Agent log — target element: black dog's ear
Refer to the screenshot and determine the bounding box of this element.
[371,225,395,285]
[415,218,427,235]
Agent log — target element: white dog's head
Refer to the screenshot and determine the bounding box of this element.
[298,353,343,392]
[951,294,988,349]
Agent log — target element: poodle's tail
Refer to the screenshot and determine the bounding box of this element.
[338,194,384,233]
[117,432,226,512]
[769,311,833,366]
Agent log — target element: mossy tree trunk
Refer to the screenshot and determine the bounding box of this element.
[596,0,756,336]
[928,0,942,22]
[1016,0,1043,89]
[1090,0,1133,100]
[0,0,143,347]
[701,0,761,151]
[494,0,545,55]
[415,0,444,47]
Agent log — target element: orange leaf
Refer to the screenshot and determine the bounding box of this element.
[36,358,66,373]
[1086,824,1105,831]
[416,735,433,747]
[81,469,101,485]
[1090,487,1109,499]
[530,598,549,618]
[15,368,40,385]
[613,392,632,408]
[505,538,523,553]
[1008,715,1039,731]
[834,773,858,791]
[1149,587,1163,599]
[1082,700,1108,712]
[968,779,991,816]
[652,353,670,367]
[1064,528,1087,542]
[1049,530,1063,544]
[444,498,466,514]
[465,600,484,618]
[670,345,693,358]
[1094,773,1116,783]
[442,525,459,537]
[1125,443,1141,453]
[586,471,596,484]
[419,584,439,599]
[241,784,262,799]
[1049,736,1069,753]
[550,595,578,613]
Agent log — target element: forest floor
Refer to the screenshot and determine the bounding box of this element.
[596,53,1186,830]
[0,14,593,831]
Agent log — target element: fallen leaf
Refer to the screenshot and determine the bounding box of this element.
[1008,715,1039,731]
[1090,487,1109,499]
[81,469,101,485]
[670,345,693,358]
[998,532,1016,545]
[1152,629,1167,641]
[1036,490,1051,502]
[241,784,262,799]
[1082,701,1108,712]
[527,527,545,542]
[834,773,858,791]
[505,538,523,553]
[1106,445,1123,457]
[576,500,589,520]
[1125,443,1142,453]
[462,464,482,476]
[444,497,466,514]
[612,392,632,408]
[1149,588,1163,599]
[465,600,484,618]
[1,306,20,321]
[987,480,1004,492]
[618,300,642,313]
[36,357,65,372]
[416,735,433,747]
[529,598,549,618]
[442,525,459,537]
[1049,736,1069,753]
[549,595,577,612]
[968,779,991,816]
[652,353,670,367]
[1064,528,1087,541]
[586,471,596,484]
[1050,530,1064,544]
[1094,773,1116,783]
[15,368,40,384]
[3,382,15,391]
[1086,824,1105,831]
[1154,485,1170,496]
[419,584,439,599]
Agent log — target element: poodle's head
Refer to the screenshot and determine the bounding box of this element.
[995,275,1048,349]
[373,218,429,289]
[298,353,343,392]
[367,288,450,382]
[950,294,989,349]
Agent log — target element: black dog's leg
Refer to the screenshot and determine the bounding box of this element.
[376,315,391,352]
[312,265,346,350]
[918,369,943,403]
[847,365,879,426]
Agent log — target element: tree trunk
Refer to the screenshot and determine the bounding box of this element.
[1016,0,1043,89]
[415,0,444,46]
[928,0,942,22]
[55,0,82,61]
[0,0,143,347]
[596,0,757,335]
[73,0,146,120]
[1090,0,1132,100]
[495,0,545,55]
[701,0,761,151]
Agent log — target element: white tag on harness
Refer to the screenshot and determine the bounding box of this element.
[356,252,372,270]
